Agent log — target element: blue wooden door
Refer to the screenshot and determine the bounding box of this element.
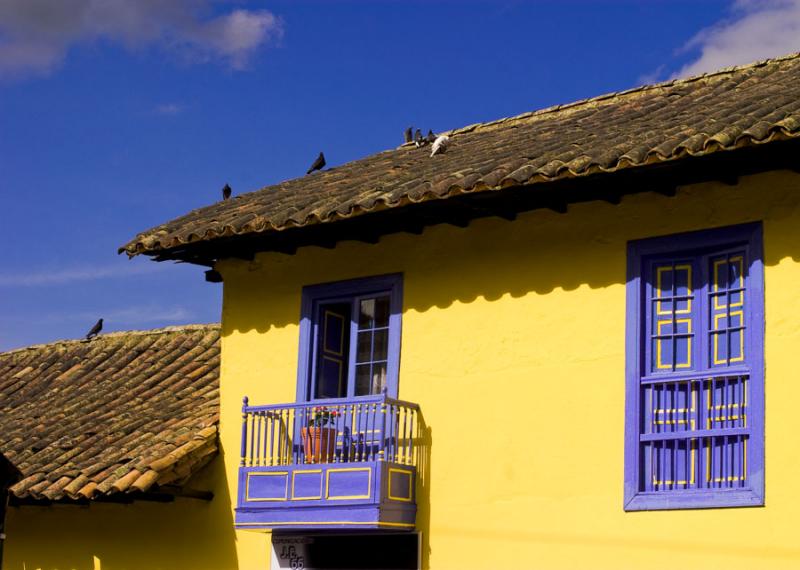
[313,301,351,399]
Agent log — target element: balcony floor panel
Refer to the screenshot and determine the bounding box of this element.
[236,460,416,532]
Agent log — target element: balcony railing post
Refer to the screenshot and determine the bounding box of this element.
[240,396,249,467]
[378,400,387,461]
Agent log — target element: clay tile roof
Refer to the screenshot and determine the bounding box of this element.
[121,52,800,258]
[0,325,220,501]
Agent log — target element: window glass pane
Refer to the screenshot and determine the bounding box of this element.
[673,265,691,296]
[371,363,387,395]
[359,298,376,329]
[356,331,372,363]
[729,329,744,362]
[355,364,372,396]
[708,253,746,368]
[656,266,673,297]
[674,336,691,369]
[374,296,390,328]
[654,298,673,321]
[354,363,387,395]
[649,261,695,373]
[373,330,389,361]
[654,337,673,371]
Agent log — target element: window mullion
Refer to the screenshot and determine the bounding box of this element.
[308,305,321,401]
[697,256,709,375]
[346,299,359,399]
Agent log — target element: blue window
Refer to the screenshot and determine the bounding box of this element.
[625,223,764,510]
[296,274,403,401]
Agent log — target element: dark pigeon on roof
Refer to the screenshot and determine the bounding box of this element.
[85,318,102,340]
[306,152,326,175]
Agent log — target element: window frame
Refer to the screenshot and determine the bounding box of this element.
[624,223,765,511]
[296,273,403,402]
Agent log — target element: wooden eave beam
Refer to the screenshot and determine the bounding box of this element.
[8,491,178,507]
[159,485,214,501]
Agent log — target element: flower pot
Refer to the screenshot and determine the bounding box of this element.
[301,426,336,463]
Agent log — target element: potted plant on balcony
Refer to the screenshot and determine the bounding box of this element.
[301,406,338,463]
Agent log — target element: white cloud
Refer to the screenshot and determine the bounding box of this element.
[0,0,283,78]
[154,102,185,116]
[192,8,281,70]
[101,305,194,325]
[0,304,194,326]
[674,0,800,78]
[0,262,166,287]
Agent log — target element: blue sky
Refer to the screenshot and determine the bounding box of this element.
[1,0,799,351]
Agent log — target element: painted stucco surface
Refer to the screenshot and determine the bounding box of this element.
[6,170,800,570]
[2,461,240,570]
[218,170,800,569]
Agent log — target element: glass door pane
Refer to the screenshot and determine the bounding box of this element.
[353,295,391,396]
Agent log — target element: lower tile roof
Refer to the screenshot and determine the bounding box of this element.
[0,325,220,501]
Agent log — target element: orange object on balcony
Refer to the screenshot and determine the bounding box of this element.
[301,426,336,463]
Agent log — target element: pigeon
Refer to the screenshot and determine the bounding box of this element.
[307,152,326,174]
[404,127,413,144]
[414,129,424,147]
[430,135,450,157]
[222,184,232,200]
[426,130,436,144]
[85,318,103,340]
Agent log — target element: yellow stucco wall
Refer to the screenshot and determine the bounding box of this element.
[218,170,800,569]
[6,170,800,570]
[2,460,241,570]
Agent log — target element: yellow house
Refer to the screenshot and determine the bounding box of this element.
[8,52,800,569]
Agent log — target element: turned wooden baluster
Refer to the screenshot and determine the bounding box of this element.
[240,396,249,467]
[394,406,400,463]
[378,401,387,461]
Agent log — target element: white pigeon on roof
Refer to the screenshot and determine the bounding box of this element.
[430,135,449,157]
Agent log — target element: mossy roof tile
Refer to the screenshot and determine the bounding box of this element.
[0,325,220,501]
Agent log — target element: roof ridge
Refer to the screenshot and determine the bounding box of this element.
[0,323,220,356]
[434,51,800,140]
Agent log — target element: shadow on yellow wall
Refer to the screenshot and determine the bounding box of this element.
[4,458,240,570]
[221,173,800,337]
[221,172,800,569]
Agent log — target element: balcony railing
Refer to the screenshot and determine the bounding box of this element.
[235,395,421,532]
[240,396,420,468]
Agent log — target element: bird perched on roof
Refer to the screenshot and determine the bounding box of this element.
[426,130,436,144]
[307,152,326,174]
[85,318,103,340]
[222,184,232,200]
[404,127,413,144]
[414,129,424,147]
[430,135,450,157]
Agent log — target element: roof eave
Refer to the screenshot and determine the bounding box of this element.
[127,138,800,266]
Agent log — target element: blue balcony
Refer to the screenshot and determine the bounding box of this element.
[235,395,420,532]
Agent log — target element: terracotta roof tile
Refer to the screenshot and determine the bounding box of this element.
[121,52,800,257]
[0,325,220,501]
